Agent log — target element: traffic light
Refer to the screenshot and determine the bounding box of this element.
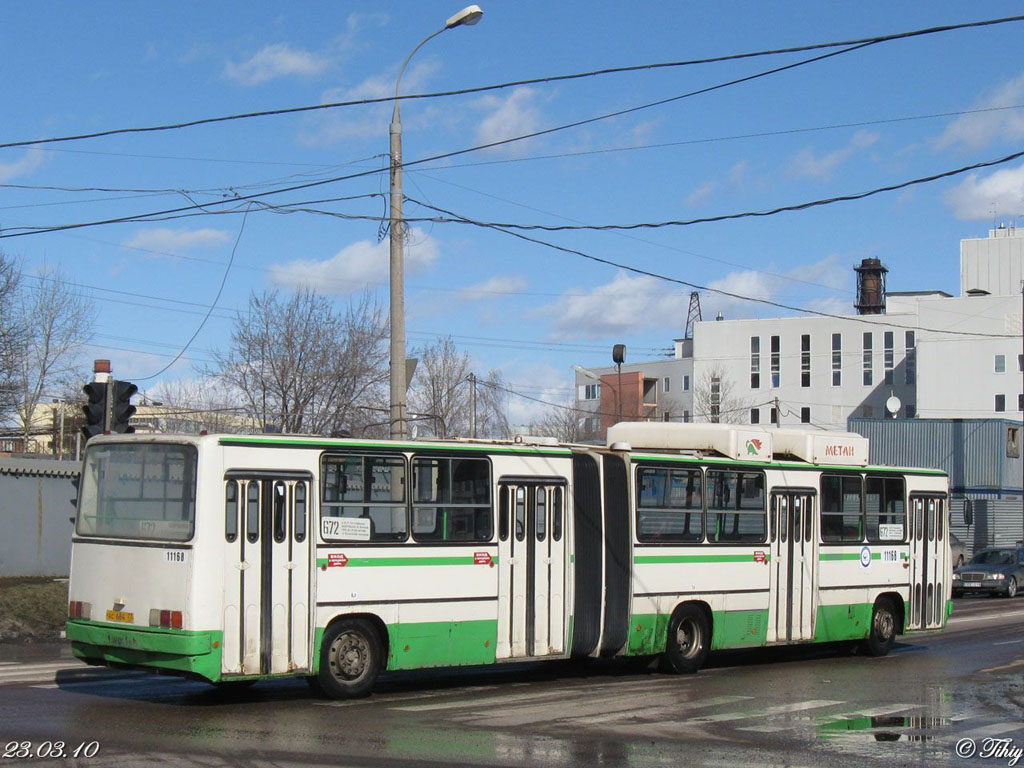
[81,381,109,441]
[110,380,138,434]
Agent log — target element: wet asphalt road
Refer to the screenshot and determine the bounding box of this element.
[1,598,1022,768]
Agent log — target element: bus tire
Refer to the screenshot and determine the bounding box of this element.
[659,604,709,674]
[861,598,897,657]
[317,618,382,699]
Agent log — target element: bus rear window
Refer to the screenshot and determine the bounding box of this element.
[76,443,197,542]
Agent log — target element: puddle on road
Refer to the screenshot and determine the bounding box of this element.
[819,714,952,742]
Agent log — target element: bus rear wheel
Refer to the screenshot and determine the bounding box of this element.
[660,604,710,674]
[861,598,897,657]
[317,618,382,699]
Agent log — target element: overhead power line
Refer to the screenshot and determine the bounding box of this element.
[407,148,1024,233]
[1,14,1020,151]
[404,199,1019,340]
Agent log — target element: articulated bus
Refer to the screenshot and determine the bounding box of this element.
[67,422,950,698]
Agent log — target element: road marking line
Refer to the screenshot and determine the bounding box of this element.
[491,694,755,728]
[830,704,920,719]
[948,610,1024,625]
[978,658,1024,674]
[993,639,1024,645]
[395,689,572,712]
[688,699,843,724]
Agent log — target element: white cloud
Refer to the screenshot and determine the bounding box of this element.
[269,227,440,293]
[224,43,330,86]
[541,256,850,339]
[540,272,689,339]
[461,275,528,301]
[935,73,1024,151]
[122,227,231,255]
[787,130,879,180]
[685,181,717,206]
[301,59,440,145]
[943,163,1024,220]
[475,88,544,154]
[0,147,47,182]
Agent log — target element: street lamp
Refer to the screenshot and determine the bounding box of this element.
[389,5,483,440]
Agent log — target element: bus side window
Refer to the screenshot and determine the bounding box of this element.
[499,486,509,541]
[552,486,563,542]
[273,481,287,543]
[225,481,238,543]
[515,487,526,541]
[246,481,259,544]
[536,487,547,541]
[294,483,307,543]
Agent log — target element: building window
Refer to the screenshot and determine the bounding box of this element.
[831,333,842,387]
[583,383,601,400]
[1019,394,1024,412]
[1019,355,1024,373]
[905,404,915,418]
[663,412,671,422]
[863,405,874,418]
[683,410,691,423]
[995,355,1006,373]
[905,331,916,385]
[862,332,873,386]
[996,394,1006,412]
[769,407,777,425]
[683,375,690,391]
[884,331,894,385]
[800,407,810,424]
[801,334,811,387]
[710,376,721,423]
[750,337,760,389]
[750,408,760,425]
[770,336,780,388]
[663,377,670,393]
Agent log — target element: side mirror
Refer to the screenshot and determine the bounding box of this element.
[964,499,974,527]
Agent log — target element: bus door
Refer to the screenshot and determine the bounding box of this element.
[496,480,567,659]
[223,472,312,676]
[768,490,817,643]
[908,496,945,630]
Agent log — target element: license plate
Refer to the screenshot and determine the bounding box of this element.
[106,610,134,623]
[962,583,981,588]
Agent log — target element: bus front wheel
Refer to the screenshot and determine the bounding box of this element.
[861,598,897,657]
[660,604,710,674]
[318,618,382,699]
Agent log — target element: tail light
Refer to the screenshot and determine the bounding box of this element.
[148,609,183,629]
[68,601,91,620]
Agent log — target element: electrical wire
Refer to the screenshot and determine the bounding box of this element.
[2,15,1020,151]
[403,197,1020,340]
[130,204,253,381]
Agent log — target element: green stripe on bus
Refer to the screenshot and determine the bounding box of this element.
[635,554,768,564]
[218,435,571,456]
[819,552,885,561]
[316,556,497,568]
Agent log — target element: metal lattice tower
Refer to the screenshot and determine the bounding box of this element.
[684,292,702,339]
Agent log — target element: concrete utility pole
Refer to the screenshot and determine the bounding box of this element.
[388,5,483,440]
[774,397,781,428]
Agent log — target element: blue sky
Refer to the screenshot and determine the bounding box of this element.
[2,2,1024,423]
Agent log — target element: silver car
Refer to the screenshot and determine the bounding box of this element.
[950,533,968,568]
[952,547,1024,599]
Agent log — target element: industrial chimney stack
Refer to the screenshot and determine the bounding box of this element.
[854,257,888,315]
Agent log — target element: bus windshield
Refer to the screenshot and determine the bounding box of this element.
[76,442,198,542]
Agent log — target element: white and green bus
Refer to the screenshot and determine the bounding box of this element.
[67,422,950,698]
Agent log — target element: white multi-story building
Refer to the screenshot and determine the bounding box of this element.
[574,225,1024,433]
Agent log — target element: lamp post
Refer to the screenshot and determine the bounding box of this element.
[389,5,483,440]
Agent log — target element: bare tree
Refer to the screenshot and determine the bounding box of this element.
[14,267,96,448]
[0,252,23,426]
[408,336,509,439]
[529,401,584,443]
[150,377,256,434]
[693,365,750,424]
[208,288,387,435]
